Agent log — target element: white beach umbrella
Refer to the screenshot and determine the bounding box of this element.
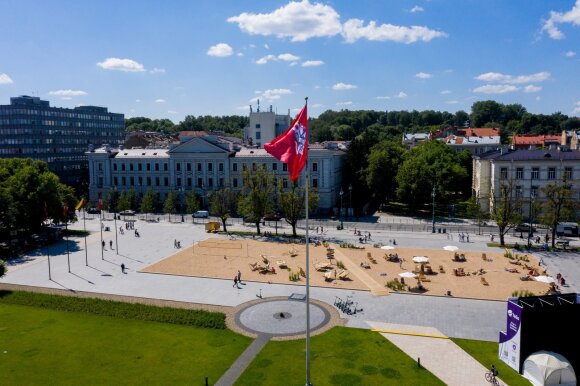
[381,245,395,250]
[412,256,429,263]
[398,272,417,278]
[443,245,459,252]
[534,275,556,283]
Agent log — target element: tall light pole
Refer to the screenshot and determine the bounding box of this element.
[348,184,352,217]
[64,203,70,273]
[83,204,88,266]
[527,170,535,249]
[339,187,344,229]
[431,185,436,233]
[179,186,184,222]
[113,186,119,255]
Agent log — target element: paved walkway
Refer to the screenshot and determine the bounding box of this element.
[368,321,506,386]
[215,334,271,386]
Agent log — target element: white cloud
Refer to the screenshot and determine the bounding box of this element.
[278,53,300,62]
[155,99,166,103]
[251,88,293,102]
[48,89,88,97]
[135,99,141,103]
[571,101,580,114]
[237,53,244,57]
[415,72,432,79]
[542,0,580,39]
[440,90,452,95]
[475,71,550,84]
[395,91,407,98]
[311,103,323,108]
[443,69,454,73]
[445,100,459,104]
[236,105,251,111]
[342,19,447,44]
[61,97,72,100]
[410,5,424,13]
[0,73,13,84]
[332,82,357,90]
[302,60,324,67]
[264,44,270,49]
[97,58,145,72]
[336,101,353,106]
[524,85,542,93]
[228,0,342,42]
[536,96,542,101]
[207,43,234,57]
[473,84,519,94]
[256,53,300,64]
[565,50,576,57]
[167,110,178,114]
[376,96,391,100]
[149,67,166,74]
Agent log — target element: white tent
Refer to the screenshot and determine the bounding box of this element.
[523,351,577,386]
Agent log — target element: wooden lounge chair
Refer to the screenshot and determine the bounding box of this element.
[261,255,269,264]
[482,253,487,261]
[337,270,349,280]
[289,249,298,257]
[323,270,335,281]
[249,262,259,271]
[277,260,287,268]
[481,277,489,286]
[360,261,371,269]
[439,265,445,273]
[314,262,332,271]
[368,256,377,264]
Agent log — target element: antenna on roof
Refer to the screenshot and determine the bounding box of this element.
[257,99,260,112]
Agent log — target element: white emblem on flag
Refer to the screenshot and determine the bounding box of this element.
[294,123,306,155]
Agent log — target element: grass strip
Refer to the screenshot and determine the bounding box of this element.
[0,290,226,329]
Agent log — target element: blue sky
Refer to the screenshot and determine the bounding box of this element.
[1,0,579,122]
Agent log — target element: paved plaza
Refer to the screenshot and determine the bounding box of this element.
[1,214,578,384]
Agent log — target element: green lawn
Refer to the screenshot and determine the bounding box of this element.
[0,303,251,385]
[452,338,530,386]
[236,327,445,386]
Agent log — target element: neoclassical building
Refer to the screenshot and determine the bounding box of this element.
[87,133,346,213]
[473,148,580,218]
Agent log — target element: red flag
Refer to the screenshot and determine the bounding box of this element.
[264,104,308,181]
[98,197,104,209]
[63,203,69,218]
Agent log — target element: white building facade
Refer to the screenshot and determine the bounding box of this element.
[87,135,346,213]
[473,149,580,218]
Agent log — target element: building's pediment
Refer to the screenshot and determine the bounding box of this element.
[169,137,230,154]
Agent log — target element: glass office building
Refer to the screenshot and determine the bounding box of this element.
[0,95,124,190]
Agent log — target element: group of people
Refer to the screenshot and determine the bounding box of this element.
[458,233,470,243]
[173,239,181,248]
[233,270,242,288]
[556,273,566,287]
[314,226,324,234]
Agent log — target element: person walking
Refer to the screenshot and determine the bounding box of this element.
[121,263,126,274]
[237,270,242,284]
[233,276,239,288]
[102,240,105,249]
[110,240,113,249]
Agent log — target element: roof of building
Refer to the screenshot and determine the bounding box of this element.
[512,134,561,146]
[403,133,430,141]
[443,135,501,145]
[458,127,500,137]
[475,148,580,161]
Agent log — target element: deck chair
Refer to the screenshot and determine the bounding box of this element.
[439,265,445,273]
[481,277,489,286]
[249,262,259,271]
[337,270,349,280]
[360,261,371,269]
[277,260,287,268]
[323,270,335,281]
[298,266,306,277]
[367,252,372,258]
[261,255,269,264]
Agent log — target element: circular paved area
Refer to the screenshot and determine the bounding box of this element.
[234,297,334,338]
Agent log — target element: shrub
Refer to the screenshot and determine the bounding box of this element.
[511,289,535,298]
[0,259,6,278]
[386,279,405,291]
[0,290,226,329]
[336,260,346,269]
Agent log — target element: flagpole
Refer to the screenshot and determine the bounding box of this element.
[304,96,311,386]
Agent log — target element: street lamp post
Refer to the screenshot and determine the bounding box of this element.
[113,186,119,255]
[527,171,535,249]
[179,186,184,222]
[339,188,344,229]
[431,185,436,233]
[348,184,352,217]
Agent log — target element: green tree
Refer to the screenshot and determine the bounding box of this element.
[209,188,237,232]
[238,167,274,235]
[163,190,179,221]
[0,259,6,278]
[395,141,468,208]
[185,191,200,216]
[140,188,157,220]
[540,180,577,247]
[470,100,503,127]
[116,192,132,212]
[364,140,404,205]
[491,179,523,247]
[278,181,319,237]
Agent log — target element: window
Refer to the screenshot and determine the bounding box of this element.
[219,178,224,187]
[164,177,169,186]
[219,163,224,172]
[548,167,556,180]
[138,163,142,171]
[98,177,103,187]
[130,177,134,186]
[532,167,539,180]
[500,168,508,180]
[242,163,247,171]
[515,185,523,198]
[98,163,103,171]
[565,167,573,180]
[176,163,181,171]
[283,164,288,172]
[255,123,260,129]
[155,163,159,171]
[130,164,134,171]
[208,178,213,188]
[233,163,238,172]
[113,164,117,171]
[208,163,213,172]
[255,132,261,140]
[155,177,160,186]
[187,163,191,172]
[312,178,318,188]
[197,178,203,188]
[177,177,181,187]
[163,163,168,171]
[121,164,126,171]
[122,177,126,186]
[531,186,538,199]
[233,178,238,188]
[252,163,257,171]
[272,163,277,171]
[312,162,318,172]
[197,163,202,172]
[187,177,192,187]
[516,167,523,179]
[283,179,288,189]
[113,177,118,186]
[147,177,151,186]
[147,163,151,171]
[138,176,143,186]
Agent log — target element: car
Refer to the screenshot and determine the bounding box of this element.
[87,207,101,214]
[192,210,209,218]
[515,223,536,233]
[120,210,135,216]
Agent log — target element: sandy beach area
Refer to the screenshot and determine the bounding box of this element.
[140,238,550,301]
